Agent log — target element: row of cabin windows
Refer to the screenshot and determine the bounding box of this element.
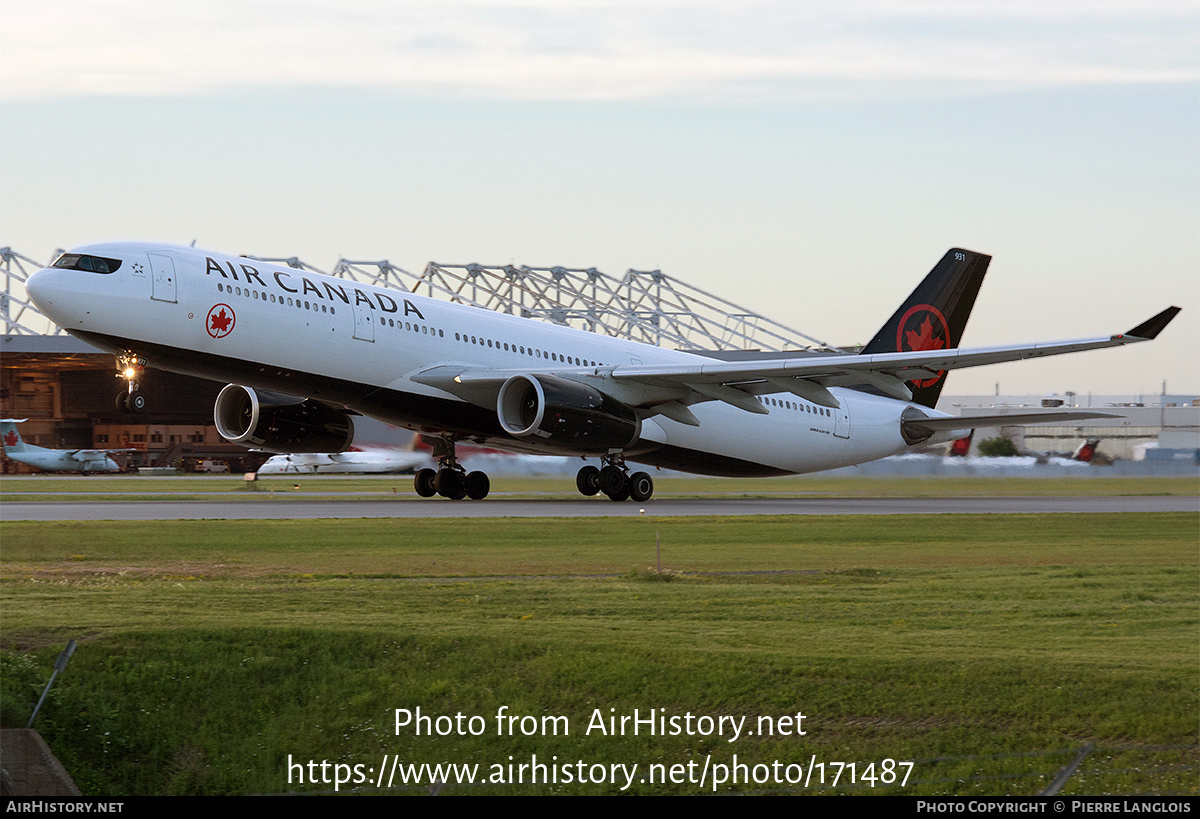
[218,282,337,315]
[454,331,603,368]
[383,317,443,337]
[215,281,447,338]
[763,396,831,417]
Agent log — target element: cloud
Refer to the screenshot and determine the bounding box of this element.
[3,1,1196,101]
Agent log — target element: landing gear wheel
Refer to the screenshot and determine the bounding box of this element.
[465,471,490,500]
[435,468,467,500]
[576,465,601,496]
[125,390,147,414]
[599,465,626,497]
[116,392,131,414]
[605,482,630,502]
[628,471,654,502]
[414,468,438,497]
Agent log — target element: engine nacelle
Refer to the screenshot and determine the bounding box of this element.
[497,374,640,453]
[214,385,354,453]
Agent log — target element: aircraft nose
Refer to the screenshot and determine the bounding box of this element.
[24,267,55,310]
[24,266,78,330]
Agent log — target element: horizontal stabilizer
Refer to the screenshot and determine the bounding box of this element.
[902,411,1117,437]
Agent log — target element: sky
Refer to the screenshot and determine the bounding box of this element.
[3,0,1196,396]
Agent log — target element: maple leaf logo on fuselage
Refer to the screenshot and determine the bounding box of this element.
[206,304,236,339]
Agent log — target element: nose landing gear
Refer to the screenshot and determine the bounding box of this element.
[114,352,147,414]
[414,435,490,500]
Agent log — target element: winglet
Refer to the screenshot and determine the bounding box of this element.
[1124,306,1181,340]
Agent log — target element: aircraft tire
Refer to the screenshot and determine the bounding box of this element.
[465,471,490,500]
[576,465,601,496]
[414,468,438,497]
[628,471,653,502]
[116,393,131,414]
[604,483,630,502]
[435,468,467,500]
[599,465,626,496]
[126,390,147,413]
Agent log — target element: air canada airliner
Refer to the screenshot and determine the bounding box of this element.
[1,419,123,474]
[24,243,1179,501]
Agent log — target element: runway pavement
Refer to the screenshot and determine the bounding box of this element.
[2,495,1195,520]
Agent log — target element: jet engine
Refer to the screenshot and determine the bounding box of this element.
[214,385,354,453]
[497,374,640,453]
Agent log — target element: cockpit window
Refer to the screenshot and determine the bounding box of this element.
[52,253,122,273]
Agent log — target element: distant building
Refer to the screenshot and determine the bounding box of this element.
[937,394,1200,461]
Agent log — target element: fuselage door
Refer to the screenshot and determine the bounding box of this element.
[833,403,851,439]
[148,253,177,303]
[352,301,374,342]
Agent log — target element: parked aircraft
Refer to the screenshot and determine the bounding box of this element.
[257,446,431,475]
[948,430,975,457]
[25,244,1178,500]
[1,419,123,474]
[1072,438,1101,463]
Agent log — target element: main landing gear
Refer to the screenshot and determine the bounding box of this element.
[576,454,653,502]
[414,436,490,501]
[114,351,147,414]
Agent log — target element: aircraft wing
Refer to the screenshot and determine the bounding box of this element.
[607,307,1181,390]
[437,307,1180,419]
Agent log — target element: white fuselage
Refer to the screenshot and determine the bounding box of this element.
[26,242,944,477]
[1,442,120,474]
[257,449,431,475]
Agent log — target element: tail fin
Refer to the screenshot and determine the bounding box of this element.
[861,248,990,408]
[1,419,30,453]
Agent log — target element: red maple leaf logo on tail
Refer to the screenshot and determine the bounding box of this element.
[896,305,950,389]
[904,317,947,351]
[3,430,18,447]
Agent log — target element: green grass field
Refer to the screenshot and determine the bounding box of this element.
[1,508,1196,796]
